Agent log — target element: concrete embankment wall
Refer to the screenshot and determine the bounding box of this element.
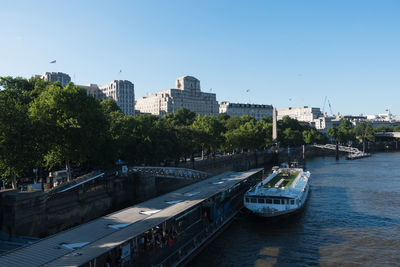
[0,174,195,238]
[179,145,339,174]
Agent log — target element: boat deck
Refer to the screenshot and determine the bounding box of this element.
[264,170,300,188]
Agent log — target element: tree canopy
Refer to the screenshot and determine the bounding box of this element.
[0,76,333,188]
[29,83,109,180]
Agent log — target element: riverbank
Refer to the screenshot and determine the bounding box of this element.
[179,141,400,175]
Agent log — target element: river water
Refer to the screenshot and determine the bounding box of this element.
[190,152,400,266]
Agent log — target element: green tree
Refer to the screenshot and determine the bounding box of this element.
[278,116,305,146]
[281,128,303,146]
[100,99,137,165]
[0,88,38,188]
[280,116,305,132]
[327,126,341,143]
[29,83,108,181]
[302,128,323,144]
[192,115,224,158]
[162,107,196,127]
[224,128,245,152]
[258,119,273,147]
[355,122,375,152]
[338,119,355,143]
[238,120,266,150]
[223,116,242,131]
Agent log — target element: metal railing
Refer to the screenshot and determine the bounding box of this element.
[155,211,238,267]
[314,144,361,153]
[131,166,211,181]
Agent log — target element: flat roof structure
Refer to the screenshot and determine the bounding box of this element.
[0,169,263,267]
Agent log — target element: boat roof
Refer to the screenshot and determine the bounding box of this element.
[0,168,263,267]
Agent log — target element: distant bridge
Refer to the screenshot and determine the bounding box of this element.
[313,144,361,154]
[375,132,400,139]
[130,166,212,180]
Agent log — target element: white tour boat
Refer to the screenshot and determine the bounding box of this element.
[244,163,311,218]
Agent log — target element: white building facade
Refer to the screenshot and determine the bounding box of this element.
[79,84,106,100]
[135,76,219,117]
[314,116,342,132]
[219,102,273,120]
[277,106,322,122]
[41,72,71,87]
[99,80,135,116]
[79,80,135,116]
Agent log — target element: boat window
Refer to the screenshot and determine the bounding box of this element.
[290,199,295,205]
[250,198,257,203]
[281,199,286,204]
[245,198,250,203]
[266,199,272,204]
[273,199,280,204]
[258,198,265,204]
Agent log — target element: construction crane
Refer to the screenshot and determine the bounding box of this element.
[322,96,334,117]
[328,99,334,116]
[322,96,327,116]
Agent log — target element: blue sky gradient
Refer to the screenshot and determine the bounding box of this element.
[1,0,399,115]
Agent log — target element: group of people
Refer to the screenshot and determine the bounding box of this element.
[139,226,179,253]
[53,179,64,187]
[281,169,293,177]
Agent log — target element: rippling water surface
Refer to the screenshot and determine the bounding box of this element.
[190,152,400,266]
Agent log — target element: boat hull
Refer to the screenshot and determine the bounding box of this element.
[245,182,310,220]
[249,205,304,219]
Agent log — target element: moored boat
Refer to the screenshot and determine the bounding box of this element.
[244,163,311,218]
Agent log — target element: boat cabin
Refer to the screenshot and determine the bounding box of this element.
[244,196,297,205]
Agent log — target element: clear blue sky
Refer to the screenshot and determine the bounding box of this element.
[1,0,399,115]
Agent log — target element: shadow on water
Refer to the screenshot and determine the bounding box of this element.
[190,153,400,267]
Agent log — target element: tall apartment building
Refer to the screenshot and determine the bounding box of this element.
[99,80,135,116]
[277,106,322,122]
[135,76,219,117]
[41,72,71,87]
[219,102,273,120]
[80,80,135,116]
[37,72,135,116]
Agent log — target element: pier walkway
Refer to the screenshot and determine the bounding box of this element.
[313,144,370,160]
[0,169,263,267]
[313,144,361,153]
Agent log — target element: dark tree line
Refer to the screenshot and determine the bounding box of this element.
[0,77,326,188]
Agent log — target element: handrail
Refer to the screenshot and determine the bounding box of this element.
[131,166,211,180]
[314,144,361,153]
